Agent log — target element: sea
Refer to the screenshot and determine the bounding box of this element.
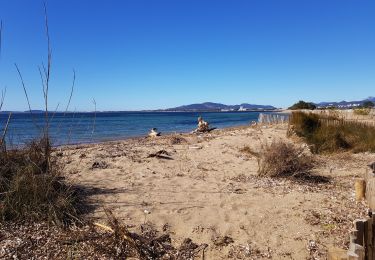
[0,111,269,146]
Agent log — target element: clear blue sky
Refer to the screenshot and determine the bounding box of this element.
[0,0,374,111]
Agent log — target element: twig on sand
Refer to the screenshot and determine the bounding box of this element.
[147,150,173,160]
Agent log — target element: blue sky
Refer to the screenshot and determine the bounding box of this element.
[0,0,374,111]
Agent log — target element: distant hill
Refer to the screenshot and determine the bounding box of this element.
[316,97,375,108]
[162,102,276,112]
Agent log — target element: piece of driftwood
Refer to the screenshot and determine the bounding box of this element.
[147,150,172,160]
[93,222,135,244]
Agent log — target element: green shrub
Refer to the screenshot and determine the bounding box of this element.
[289,100,316,110]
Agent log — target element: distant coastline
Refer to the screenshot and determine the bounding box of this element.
[0,109,280,114]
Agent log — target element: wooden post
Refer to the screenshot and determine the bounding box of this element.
[366,176,375,210]
[364,217,373,260]
[356,178,366,201]
[354,219,366,246]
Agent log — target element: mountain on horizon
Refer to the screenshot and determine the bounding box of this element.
[316,96,375,108]
[162,102,276,111]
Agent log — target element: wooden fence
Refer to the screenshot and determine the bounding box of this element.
[329,170,375,260]
[258,113,289,124]
[319,118,375,128]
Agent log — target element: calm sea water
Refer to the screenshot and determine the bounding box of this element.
[0,111,266,146]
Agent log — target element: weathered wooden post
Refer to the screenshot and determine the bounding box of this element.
[356,178,366,201]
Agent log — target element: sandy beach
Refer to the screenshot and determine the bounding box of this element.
[58,123,375,259]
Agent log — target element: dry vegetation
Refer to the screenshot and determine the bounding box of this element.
[257,140,316,179]
[0,139,84,225]
[1,210,207,259]
[289,111,375,153]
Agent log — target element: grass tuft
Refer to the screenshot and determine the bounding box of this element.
[257,140,315,178]
[0,138,83,225]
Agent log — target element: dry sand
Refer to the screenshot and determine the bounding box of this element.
[61,124,375,259]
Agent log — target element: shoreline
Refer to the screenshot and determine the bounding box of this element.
[56,123,254,150]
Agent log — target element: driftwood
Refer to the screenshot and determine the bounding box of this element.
[147,150,172,160]
[192,116,216,133]
[93,222,135,244]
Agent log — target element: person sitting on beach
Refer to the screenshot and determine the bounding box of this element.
[148,128,161,138]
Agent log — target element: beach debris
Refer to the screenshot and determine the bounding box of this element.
[177,238,208,259]
[213,235,234,247]
[93,209,206,259]
[0,219,207,259]
[188,145,202,150]
[91,160,109,169]
[147,150,172,160]
[307,240,319,258]
[192,116,216,133]
[148,128,161,138]
[228,242,272,258]
[143,209,151,224]
[170,135,187,145]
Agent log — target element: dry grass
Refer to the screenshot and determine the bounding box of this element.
[1,209,207,259]
[289,111,375,153]
[257,140,315,178]
[0,138,83,225]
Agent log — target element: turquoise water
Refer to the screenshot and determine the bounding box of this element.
[0,111,265,146]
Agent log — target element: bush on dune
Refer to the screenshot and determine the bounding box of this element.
[289,100,316,110]
[289,111,375,153]
[257,140,315,178]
